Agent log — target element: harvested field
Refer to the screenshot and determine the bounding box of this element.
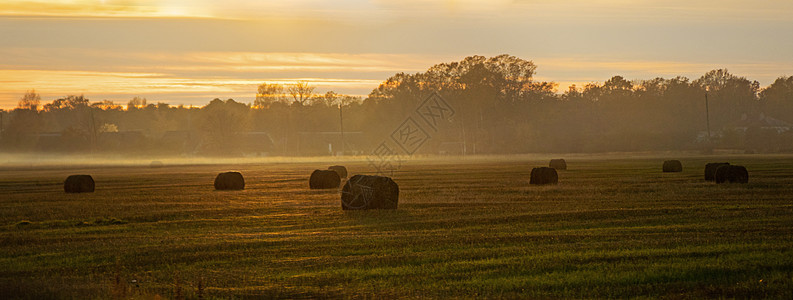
[2,155,793,298]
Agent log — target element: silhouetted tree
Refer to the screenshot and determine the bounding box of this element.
[287,81,315,106]
[1,92,45,150]
[91,100,123,111]
[760,76,793,122]
[126,97,147,110]
[18,90,41,111]
[43,95,90,112]
[197,98,250,154]
[694,69,760,129]
[254,83,285,109]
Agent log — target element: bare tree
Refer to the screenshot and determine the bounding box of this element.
[18,90,41,111]
[127,97,147,110]
[286,81,315,106]
[254,83,285,109]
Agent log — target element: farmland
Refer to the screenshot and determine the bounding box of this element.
[2,154,793,298]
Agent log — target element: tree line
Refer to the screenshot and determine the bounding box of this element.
[2,54,793,156]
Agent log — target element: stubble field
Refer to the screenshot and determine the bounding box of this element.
[1,154,793,299]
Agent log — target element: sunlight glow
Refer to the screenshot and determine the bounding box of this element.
[0,50,446,108]
[0,68,381,107]
[0,0,214,18]
[1,1,791,108]
[2,0,791,20]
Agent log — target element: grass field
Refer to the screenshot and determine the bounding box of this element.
[2,154,793,299]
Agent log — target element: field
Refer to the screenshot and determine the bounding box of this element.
[2,154,793,299]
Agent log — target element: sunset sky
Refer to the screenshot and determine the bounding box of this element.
[1,0,792,109]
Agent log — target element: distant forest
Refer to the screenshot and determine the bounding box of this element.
[2,54,793,156]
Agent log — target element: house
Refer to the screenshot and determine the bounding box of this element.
[239,132,275,156]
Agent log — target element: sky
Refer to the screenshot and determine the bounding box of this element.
[0,0,792,109]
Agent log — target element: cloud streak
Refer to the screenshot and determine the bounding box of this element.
[0,68,385,107]
[0,0,217,18]
[6,0,791,21]
[0,50,431,107]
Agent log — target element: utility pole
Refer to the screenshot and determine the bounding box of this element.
[705,92,711,142]
[460,110,467,157]
[339,103,345,156]
[90,109,97,153]
[187,107,193,155]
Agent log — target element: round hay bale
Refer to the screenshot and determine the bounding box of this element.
[328,165,348,178]
[149,161,164,168]
[530,167,558,185]
[662,160,683,172]
[214,172,245,190]
[309,170,340,189]
[64,175,95,193]
[549,159,567,170]
[714,165,749,184]
[704,162,730,181]
[341,175,399,210]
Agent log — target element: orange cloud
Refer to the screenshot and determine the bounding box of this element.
[0,68,383,108]
[0,0,212,18]
[0,49,459,108]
